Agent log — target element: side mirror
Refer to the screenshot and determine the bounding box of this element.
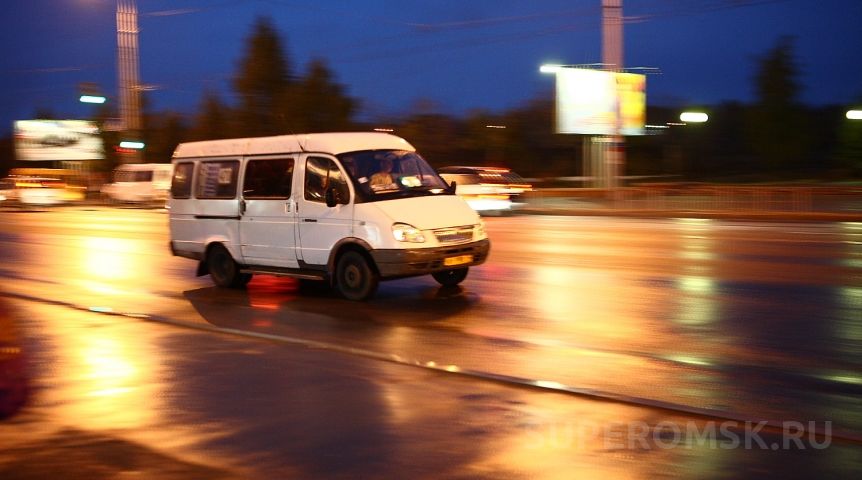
[447,180,457,195]
[325,187,338,208]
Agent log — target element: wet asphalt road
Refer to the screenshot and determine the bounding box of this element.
[0,206,860,478]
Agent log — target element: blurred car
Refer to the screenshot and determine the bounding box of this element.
[437,166,532,214]
[0,176,74,206]
[0,177,13,202]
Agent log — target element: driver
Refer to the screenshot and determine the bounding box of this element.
[369,156,397,191]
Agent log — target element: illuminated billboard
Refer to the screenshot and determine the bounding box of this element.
[14,120,104,161]
[554,69,646,136]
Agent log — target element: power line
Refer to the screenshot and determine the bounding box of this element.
[137,0,792,68]
[75,0,798,102]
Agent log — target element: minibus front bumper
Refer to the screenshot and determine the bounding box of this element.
[370,239,490,278]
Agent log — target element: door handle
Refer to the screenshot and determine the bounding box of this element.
[239,199,247,215]
[303,218,318,223]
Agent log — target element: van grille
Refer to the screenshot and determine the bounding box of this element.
[433,225,474,245]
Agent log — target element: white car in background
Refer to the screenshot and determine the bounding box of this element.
[437,166,532,214]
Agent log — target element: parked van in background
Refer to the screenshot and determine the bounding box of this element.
[101,163,172,205]
[168,132,490,300]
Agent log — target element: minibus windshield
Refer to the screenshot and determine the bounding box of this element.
[338,150,450,201]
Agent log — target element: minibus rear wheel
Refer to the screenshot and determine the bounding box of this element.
[335,251,379,301]
[207,244,249,288]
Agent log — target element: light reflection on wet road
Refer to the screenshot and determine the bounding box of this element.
[0,207,861,477]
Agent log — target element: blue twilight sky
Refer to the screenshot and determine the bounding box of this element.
[1,0,860,136]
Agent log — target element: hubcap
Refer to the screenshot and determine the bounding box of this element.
[344,264,361,289]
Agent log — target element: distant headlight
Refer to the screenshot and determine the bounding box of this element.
[392,223,426,243]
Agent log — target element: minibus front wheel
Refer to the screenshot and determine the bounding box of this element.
[335,251,379,301]
[207,244,251,288]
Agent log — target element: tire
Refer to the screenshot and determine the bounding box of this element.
[207,244,248,288]
[432,267,469,286]
[335,251,379,301]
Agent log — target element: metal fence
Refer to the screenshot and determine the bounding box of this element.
[524,186,862,214]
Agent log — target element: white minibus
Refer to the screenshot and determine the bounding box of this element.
[101,163,172,204]
[168,132,490,300]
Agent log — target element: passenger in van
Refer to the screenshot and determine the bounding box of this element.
[370,156,397,191]
[341,156,357,178]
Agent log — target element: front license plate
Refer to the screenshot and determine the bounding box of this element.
[443,255,473,267]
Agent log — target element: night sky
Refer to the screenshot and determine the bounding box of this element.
[1,0,860,136]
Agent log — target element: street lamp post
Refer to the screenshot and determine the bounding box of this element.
[602,0,624,190]
[116,0,142,163]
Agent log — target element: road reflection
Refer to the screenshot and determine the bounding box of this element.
[38,313,160,430]
[185,275,478,328]
[2,209,862,476]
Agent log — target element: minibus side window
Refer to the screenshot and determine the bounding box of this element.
[243,158,294,199]
[196,160,239,199]
[304,157,348,204]
[171,163,194,199]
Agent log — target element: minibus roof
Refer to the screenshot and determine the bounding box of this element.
[172,132,415,159]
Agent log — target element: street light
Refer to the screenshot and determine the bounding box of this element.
[847,110,862,120]
[119,141,145,150]
[539,64,563,74]
[680,112,709,123]
[79,95,107,104]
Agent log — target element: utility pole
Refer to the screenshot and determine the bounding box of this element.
[601,0,623,189]
[117,0,142,163]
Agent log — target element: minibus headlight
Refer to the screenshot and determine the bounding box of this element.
[392,223,426,243]
[475,220,486,239]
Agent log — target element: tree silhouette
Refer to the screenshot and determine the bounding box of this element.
[233,17,293,137]
[290,59,357,133]
[194,91,233,140]
[836,97,862,174]
[747,36,810,173]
